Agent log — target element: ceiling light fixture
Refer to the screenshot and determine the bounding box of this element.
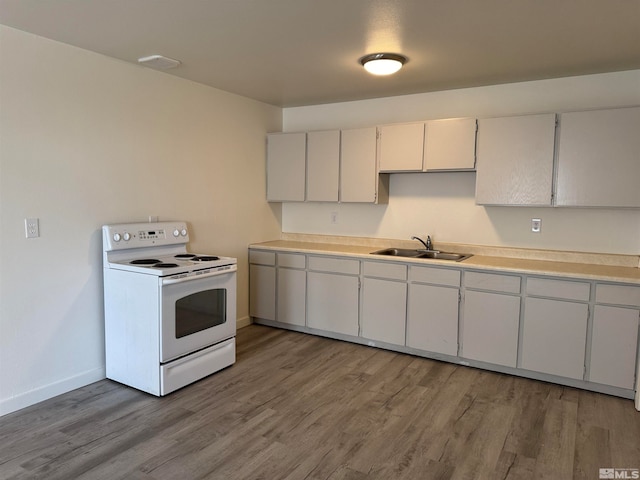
[137,55,181,70]
[359,53,407,76]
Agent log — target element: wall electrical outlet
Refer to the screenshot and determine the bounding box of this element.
[531,218,542,233]
[25,218,40,238]
[330,211,338,224]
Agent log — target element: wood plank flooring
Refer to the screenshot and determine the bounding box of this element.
[1,325,639,480]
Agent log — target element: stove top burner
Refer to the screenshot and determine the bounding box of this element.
[130,259,162,265]
[191,256,220,262]
[113,252,234,276]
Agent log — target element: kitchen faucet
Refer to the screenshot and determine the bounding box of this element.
[411,235,435,252]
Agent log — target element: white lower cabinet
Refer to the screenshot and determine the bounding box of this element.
[277,267,306,327]
[249,264,276,321]
[462,290,521,367]
[589,305,639,389]
[307,271,359,336]
[407,283,459,356]
[590,283,640,390]
[361,262,407,345]
[250,247,640,401]
[521,297,588,380]
[361,278,406,345]
[407,266,461,356]
[307,257,360,336]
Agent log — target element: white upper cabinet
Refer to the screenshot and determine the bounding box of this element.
[475,113,556,206]
[424,118,477,171]
[266,132,306,202]
[306,130,340,202]
[378,123,425,172]
[340,127,388,203]
[378,119,477,172]
[555,106,640,208]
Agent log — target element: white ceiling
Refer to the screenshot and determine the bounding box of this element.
[1,0,639,107]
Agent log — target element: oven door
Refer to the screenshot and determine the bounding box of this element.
[160,268,236,363]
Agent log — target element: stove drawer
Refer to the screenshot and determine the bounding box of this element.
[161,337,235,395]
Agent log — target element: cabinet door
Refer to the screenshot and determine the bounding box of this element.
[307,130,340,202]
[266,132,306,202]
[340,127,378,203]
[589,305,639,389]
[424,118,477,171]
[361,278,407,345]
[378,123,424,172]
[521,297,588,380]
[249,264,276,321]
[556,107,640,207]
[307,272,359,336]
[462,290,520,367]
[277,268,306,327]
[407,284,459,356]
[475,114,556,205]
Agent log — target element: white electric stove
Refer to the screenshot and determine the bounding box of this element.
[102,221,237,395]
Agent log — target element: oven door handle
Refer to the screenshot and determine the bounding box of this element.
[161,266,237,285]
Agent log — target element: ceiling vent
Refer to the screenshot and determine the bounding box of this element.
[137,55,181,70]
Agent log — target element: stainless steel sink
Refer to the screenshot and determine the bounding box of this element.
[370,248,472,262]
[417,251,473,261]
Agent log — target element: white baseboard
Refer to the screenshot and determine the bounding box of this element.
[2,318,256,417]
[236,315,253,329]
[0,367,106,417]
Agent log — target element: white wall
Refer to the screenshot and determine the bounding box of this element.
[0,26,282,415]
[282,71,640,254]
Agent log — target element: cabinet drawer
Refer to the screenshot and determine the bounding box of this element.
[465,271,521,294]
[249,250,276,266]
[596,284,640,307]
[409,266,460,287]
[308,256,360,275]
[363,261,407,281]
[526,277,590,302]
[278,253,306,269]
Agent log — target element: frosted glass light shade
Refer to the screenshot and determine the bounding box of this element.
[359,53,407,76]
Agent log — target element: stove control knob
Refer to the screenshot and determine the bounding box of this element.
[113,233,121,242]
[123,232,131,241]
[181,229,188,237]
[173,229,180,237]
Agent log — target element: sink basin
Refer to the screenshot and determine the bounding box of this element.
[417,251,472,261]
[370,248,472,262]
[371,248,423,257]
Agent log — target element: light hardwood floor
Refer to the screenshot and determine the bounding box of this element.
[1,325,639,480]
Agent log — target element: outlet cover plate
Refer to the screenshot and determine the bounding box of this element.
[531,218,542,233]
[25,218,39,238]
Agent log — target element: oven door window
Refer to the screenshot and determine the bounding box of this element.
[175,289,226,338]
